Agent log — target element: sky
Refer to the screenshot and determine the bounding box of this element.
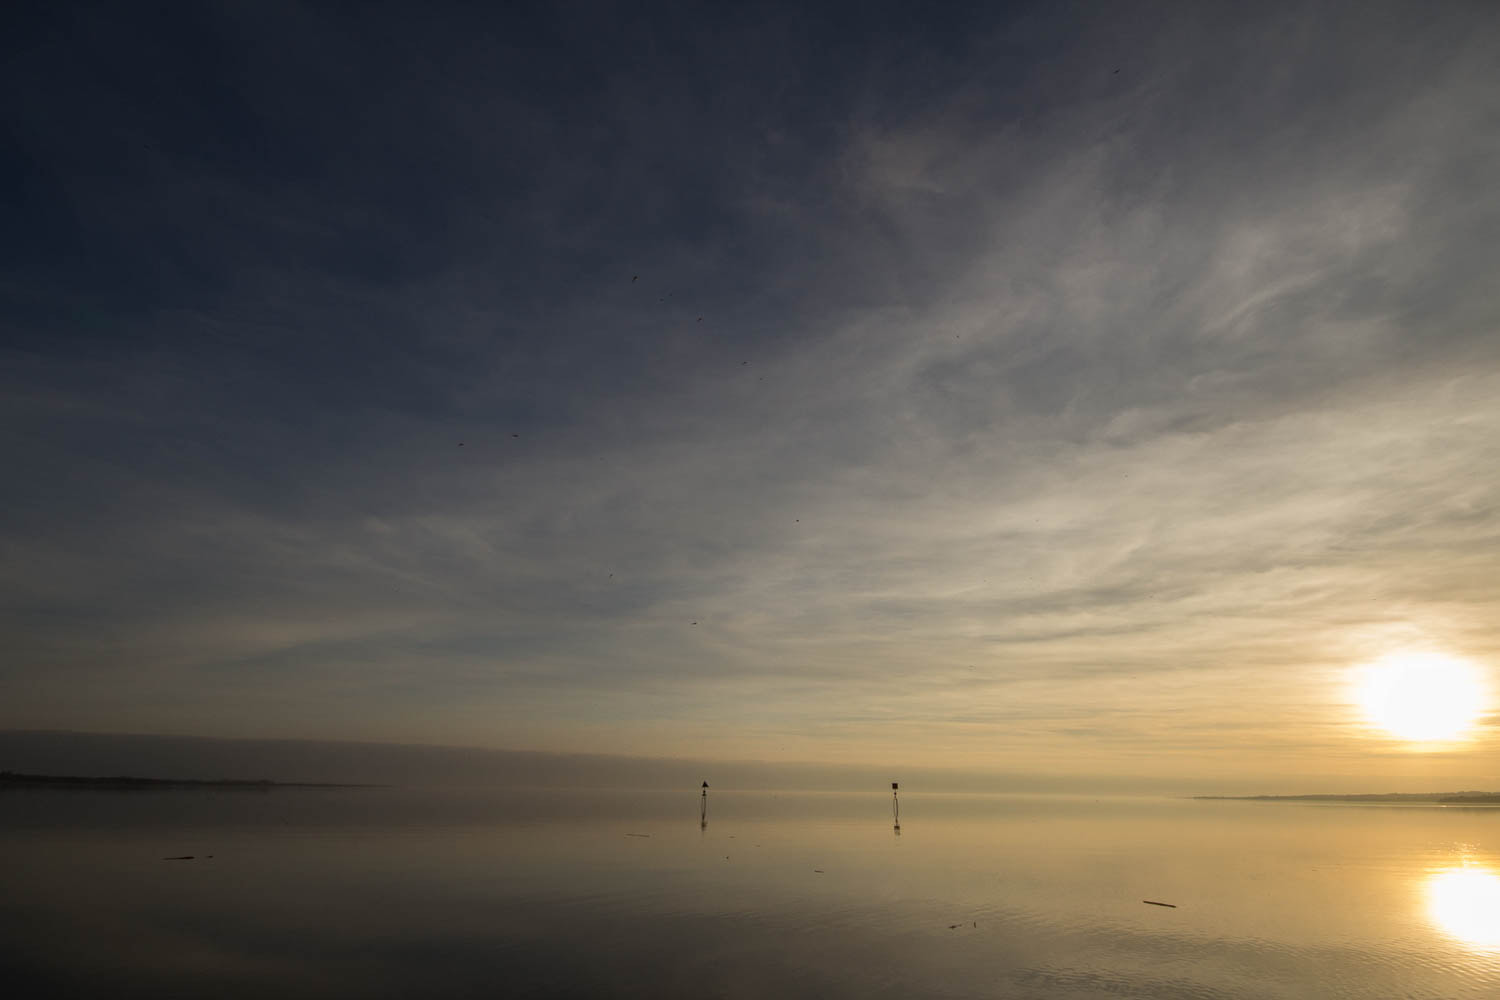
[3,1,1499,786]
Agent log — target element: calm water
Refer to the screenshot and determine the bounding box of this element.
[3,787,1500,998]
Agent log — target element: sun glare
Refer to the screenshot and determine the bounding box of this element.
[1428,866,1500,950]
[1354,651,1488,743]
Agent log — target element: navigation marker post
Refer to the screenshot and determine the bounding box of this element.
[892,782,900,833]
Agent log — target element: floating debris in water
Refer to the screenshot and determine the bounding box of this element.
[1143,900,1177,908]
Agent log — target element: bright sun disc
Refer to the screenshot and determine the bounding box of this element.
[1354,652,1487,743]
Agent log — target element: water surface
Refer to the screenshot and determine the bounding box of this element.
[3,788,1498,997]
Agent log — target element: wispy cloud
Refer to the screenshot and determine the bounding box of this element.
[2,1,1498,779]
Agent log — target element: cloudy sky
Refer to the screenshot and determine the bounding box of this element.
[3,1,1498,783]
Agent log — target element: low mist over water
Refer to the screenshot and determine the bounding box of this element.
[7,730,1491,797]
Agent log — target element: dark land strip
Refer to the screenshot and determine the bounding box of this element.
[0,771,380,790]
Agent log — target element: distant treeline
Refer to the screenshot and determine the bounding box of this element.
[0,771,372,790]
[1196,792,1500,804]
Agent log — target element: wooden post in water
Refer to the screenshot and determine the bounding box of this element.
[700,781,709,830]
[892,781,900,833]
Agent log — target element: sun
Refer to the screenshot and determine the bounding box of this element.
[1354,651,1488,743]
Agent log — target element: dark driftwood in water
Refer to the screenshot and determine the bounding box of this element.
[1143,900,1177,908]
[0,771,377,790]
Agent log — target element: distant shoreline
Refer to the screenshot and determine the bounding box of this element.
[0,771,380,790]
[1195,792,1500,804]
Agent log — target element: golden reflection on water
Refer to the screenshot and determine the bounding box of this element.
[1427,864,1500,949]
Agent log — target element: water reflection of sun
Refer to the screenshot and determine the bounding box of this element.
[1428,866,1500,950]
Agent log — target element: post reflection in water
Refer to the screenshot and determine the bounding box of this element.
[1427,864,1500,950]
